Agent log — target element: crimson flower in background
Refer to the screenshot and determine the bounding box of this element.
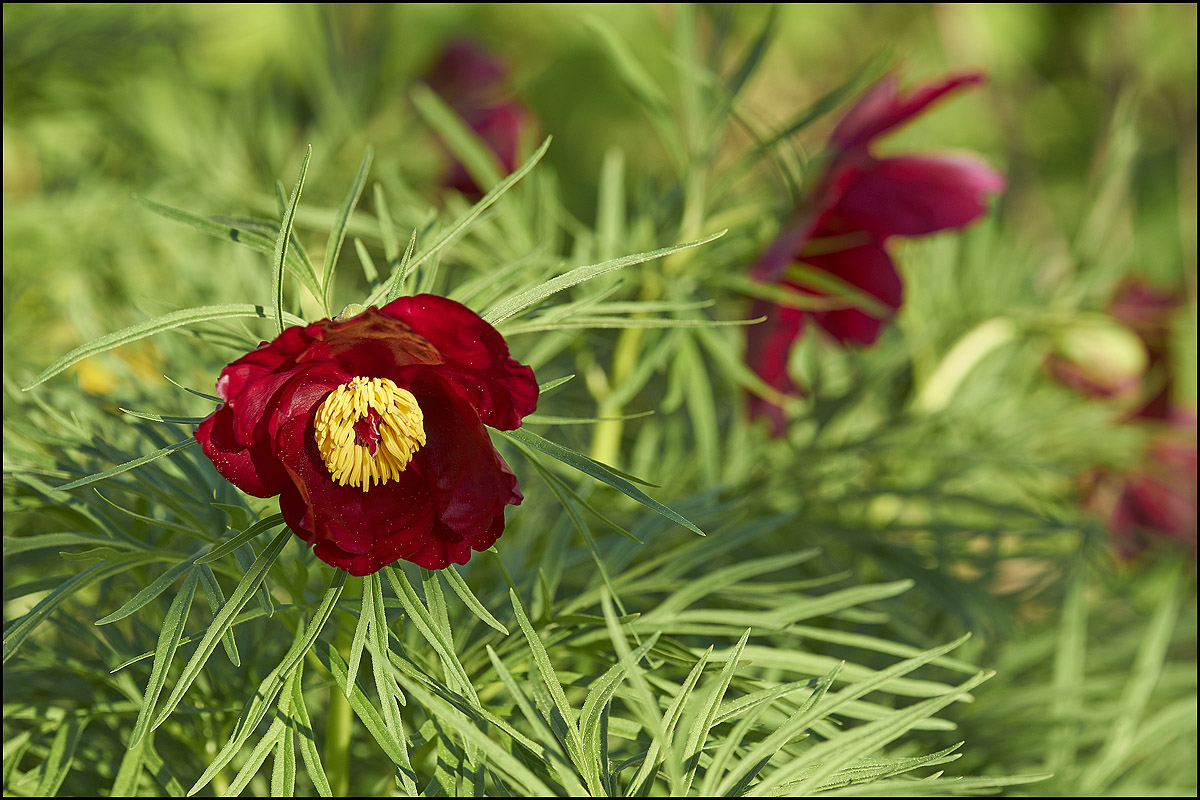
[195,295,539,575]
[746,72,1005,434]
[1088,434,1198,561]
[1053,278,1198,560]
[424,38,533,198]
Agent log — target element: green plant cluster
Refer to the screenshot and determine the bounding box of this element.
[4,4,1196,797]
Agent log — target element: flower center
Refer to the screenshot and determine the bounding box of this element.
[314,376,426,492]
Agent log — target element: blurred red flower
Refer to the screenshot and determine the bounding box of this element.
[1085,433,1198,561]
[1055,277,1198,560]
[196,295,539,575]
[424,38,534,198]
[747,72,1005,434]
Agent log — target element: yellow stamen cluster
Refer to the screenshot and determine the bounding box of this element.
[314,376,426,491]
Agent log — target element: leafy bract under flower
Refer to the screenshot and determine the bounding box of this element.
[746,70,1006,435]
[196,294,539,575]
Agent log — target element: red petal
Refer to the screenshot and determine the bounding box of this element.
[315,308,444,374]
[194,406,289,498]
[830,72,987,152]
[829,155,1004,239]
[407,515,506,570]
[745,299,805,437]
[407,373,523,537]
[803,244,902,346]
[380,295,538,430]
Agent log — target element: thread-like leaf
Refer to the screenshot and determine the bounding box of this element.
[364,136,553,308]
[23,305,304,391]
[498,427,704,536]
[483,230,726,325]
[323,146,373,309]
[272,146,312,334]
[443,566,509,635]
[128,569,201,748]
[152,528,290,731]
[195,513,287,565]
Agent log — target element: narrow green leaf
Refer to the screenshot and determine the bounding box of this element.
[96,557,198,626]
[1081,563,1183,793]
[631,646,710,795]
[483,229,726,325]
[538,375,574,394]
[3,532,134,556]
[313,640,415,782]
[498,427,704,536]
[128,570,201,748]
[383,229,418,303]
[442,566,509,635]
[383,566,476,703]
[272,727,296,798]
[273,146,312,334]
[354,237,380,287]
[289,668,332,797]
[679,628,751,795]
[219,717,286,798]
[509,589,585,760]
[23,305,303,391]
[346,576,373,697]
[373,183,401,271]
[364,136,553,309]
[34,717,88,797]
[196,513,287,565]
[500,315,759,335]
[579,632,662,791]
[485,646,589,796]
[189,572,345,795]
[51,438,197,493]
[391,670,555,797]
[757,671,994,796]
[412,83,505,192]
[3,554,160,664]
[198,565,241,667]
[119,408,208,425]
[368,573,406,722]
[137,196,322,300]
[323,146,373,309]
[152,528,290,732]
[110,734,147,797]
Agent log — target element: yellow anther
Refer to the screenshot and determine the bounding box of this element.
[313,376,426,491]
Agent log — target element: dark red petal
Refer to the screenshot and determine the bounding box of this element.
[276,416,438,575]
[803,244,903,346]
[194,406,289,498]
[264,360,353,441]
[444,102,531,196]
[407,373,523,538]
[316,308,445,376]
[745,299,806,437]
[830,155,1005,239]
[830,72,987,152]
[425,38,508,109]
[215,324,320,404]
[380,295,538,430]
[407,514,506,570]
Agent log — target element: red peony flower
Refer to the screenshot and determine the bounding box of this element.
[1084,433,1198,562]
[746,71,1005,434]
[195,295,539,575]
[424,38,534,198]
